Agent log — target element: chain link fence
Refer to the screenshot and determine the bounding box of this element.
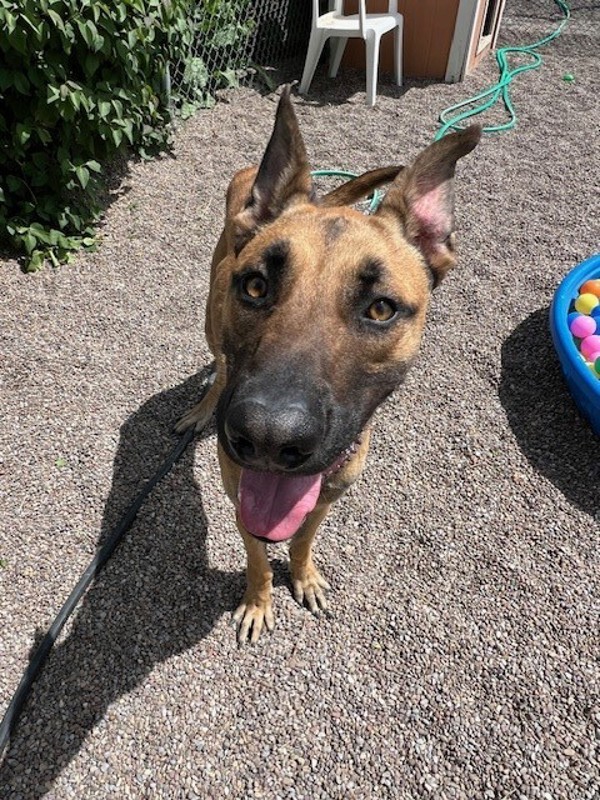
[169,0,311,118]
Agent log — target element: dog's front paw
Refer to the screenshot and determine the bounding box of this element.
[175,403,212,434]
[175,371,219,434]
[291,564,330,616]
[232,593,275,644]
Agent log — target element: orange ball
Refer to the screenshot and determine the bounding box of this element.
[580,279,600,298]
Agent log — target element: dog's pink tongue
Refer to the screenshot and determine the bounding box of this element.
[239,469,322,542]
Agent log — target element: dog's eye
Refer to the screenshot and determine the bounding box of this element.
[240,273,268,301]
[365,298,397,323]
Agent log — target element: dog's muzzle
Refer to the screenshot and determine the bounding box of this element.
[223,390,326,474]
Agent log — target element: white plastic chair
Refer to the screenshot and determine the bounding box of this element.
[299,0,403,106]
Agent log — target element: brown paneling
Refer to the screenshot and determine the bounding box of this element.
[341,0,460,80]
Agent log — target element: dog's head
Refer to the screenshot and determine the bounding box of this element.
[214,87,480,541]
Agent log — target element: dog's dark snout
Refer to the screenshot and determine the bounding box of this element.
[224,396,323,471]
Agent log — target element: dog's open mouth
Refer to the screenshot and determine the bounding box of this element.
[238,470,322,542]
[238,439,362,542]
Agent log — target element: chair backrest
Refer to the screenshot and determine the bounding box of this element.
[312,0,344,24]
[313,0,363,30]
[313,0,391,38]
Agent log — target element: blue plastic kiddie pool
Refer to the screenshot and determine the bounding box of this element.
[550,253,600,436]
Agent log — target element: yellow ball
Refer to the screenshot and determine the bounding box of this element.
[574,293,599,314]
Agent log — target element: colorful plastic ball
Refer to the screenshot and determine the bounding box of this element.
[569,315,596,338]
[580,335,600,359]
[595,357,600,376]
[568,311,580,327]
[591,305,600,320]
[588,351,600,367]
[574,293,600,314]
[580,279,600,298]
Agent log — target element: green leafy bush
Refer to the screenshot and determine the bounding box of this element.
[0,0,191,271]
[173,0,254,119]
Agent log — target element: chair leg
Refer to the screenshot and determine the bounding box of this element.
[299,31,327,95]
[365,31,382,106]
[394,18,403,86]
[328,37,347,78]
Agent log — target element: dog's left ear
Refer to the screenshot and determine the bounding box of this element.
[234,86,313,251]
[377,125,481,287]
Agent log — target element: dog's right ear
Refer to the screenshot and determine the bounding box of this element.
[233,86,314,253]
[376,125,481,287]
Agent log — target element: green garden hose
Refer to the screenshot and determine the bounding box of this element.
[311,168,383,214]
[313,1,571,211]
[434,0,571,140]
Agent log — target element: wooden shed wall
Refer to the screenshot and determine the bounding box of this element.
[341,0,461,80]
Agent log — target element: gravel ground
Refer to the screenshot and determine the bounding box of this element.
[1,2,599,798]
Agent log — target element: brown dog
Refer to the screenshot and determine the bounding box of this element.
[178,86,480,643]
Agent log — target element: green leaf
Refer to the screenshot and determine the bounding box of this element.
[32,152,48,170]
[6,175,22,191]
[23,231,37,254]
[13,72,30,95]
[37,127,52,144]
[9,27,27,56]
[69,90,81,111]
[85,52,100,76]
[4,10,17,35]
[217,68,239,90]
[47,9,66,34]
[47,84,60,103]
[111,127,123,148]
[15,123,31,145]
[121,117,134,144]
[0,69,13,91]
[75,165,90,189]
[183,57,208,90]
[29,223,55,245]
[76,19,100,50]
[21,13,44,41]
[25,250,45,271]
[86,160,102,173]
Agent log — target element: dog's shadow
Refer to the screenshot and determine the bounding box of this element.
[0,368,245,796]
[499,308,599,519]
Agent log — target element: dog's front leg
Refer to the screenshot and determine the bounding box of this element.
[289,503,331,615]
[175,356,226,434]
[233,516,275,644]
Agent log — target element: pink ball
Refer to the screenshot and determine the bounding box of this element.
[570,315,597,338]
[588,350,600,365]
[580,335,600,359]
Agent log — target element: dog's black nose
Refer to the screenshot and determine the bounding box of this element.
[224,398,322,471]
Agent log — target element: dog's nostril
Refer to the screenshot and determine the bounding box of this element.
[233,436,256,461]
[278,445,310,469]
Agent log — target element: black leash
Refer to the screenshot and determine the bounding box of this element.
[0,406,203,758]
